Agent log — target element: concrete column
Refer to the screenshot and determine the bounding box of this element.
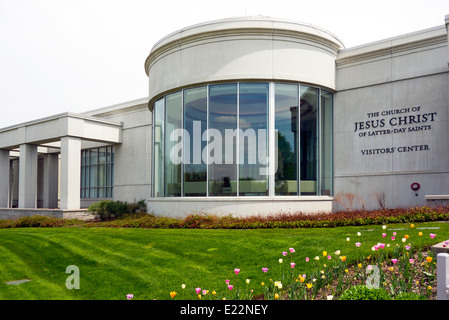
[18,144,38,208]
[60,137,81,210]
[43,153,59,208]
[0,149,10,207]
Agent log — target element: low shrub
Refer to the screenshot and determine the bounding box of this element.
[395,292,427,300]
[87,200,112,219]
[339,285,392,300]
[88,199,147,220]
[0,215,69,228]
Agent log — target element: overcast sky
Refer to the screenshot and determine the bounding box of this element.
[1,0,448,128]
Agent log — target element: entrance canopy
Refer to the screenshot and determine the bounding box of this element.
[0,112,122,210]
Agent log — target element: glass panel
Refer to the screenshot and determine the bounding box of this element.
[80,165,85,198]
[106,163,112,188]
[165,92,182,197]
[238,83,269,196]
[90,149,97,165]
[98,147,106,164]
[89,164,97,197]
[300,86,318,195]
[153,98,165,197]
[99,164,106,187]
[320,90,333,196]
[275,84,299,195]
[208,84,237,196]
[183,86,207,196]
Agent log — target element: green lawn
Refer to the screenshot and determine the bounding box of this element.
[0,222,447,300]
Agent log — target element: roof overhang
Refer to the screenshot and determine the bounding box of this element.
[0,112,123,150]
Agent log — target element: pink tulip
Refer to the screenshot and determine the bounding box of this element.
[305,257,309,262]
[327,255,332,260]
[391,236,395,241]
[393,232,397,236]
[234,268,240,275]
[282,251,287,256]
[225,279,230,284]
[289,248,295,253]
[355,242,361,247]
[195,288,201,294]
[391,259,398,264]
[126,294,133,300]
[228,285,233,290]
[262,267,269,273]
[382,233,386,238]
[202,290,207,295]
[430,233,436,239]
[290,262,295,268]
[379,243,385,249]
[409,259,414,263]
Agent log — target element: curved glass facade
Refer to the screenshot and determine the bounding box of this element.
[153,82,333,197]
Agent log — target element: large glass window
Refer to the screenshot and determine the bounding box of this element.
[320,90,333,196]
[239,83,269,196]
[183,86,207,196]
[275,84,299,195]
[300,86,319,195]
[153,98,165,197]
[165,92,182,197]
[152,82,333,198]
[81,146,114,198]
[208,84,238,196]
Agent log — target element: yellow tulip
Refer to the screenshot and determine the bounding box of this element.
[170,291,177,298]
[419,232,423,236]
[306,283,313,289]
[274,293,279,299]
[426,256,433,263]
[323,251,327,257]
[340,256,347,262]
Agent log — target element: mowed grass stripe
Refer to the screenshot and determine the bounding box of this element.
[0,222,447,300]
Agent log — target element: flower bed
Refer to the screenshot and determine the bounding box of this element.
[167,224,443,300]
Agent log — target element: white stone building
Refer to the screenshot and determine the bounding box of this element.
[0,15,448,217]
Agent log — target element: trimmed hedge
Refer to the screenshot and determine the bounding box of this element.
[86,205,449,229]
[0,205,448,229]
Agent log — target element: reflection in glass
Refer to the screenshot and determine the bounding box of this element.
[152,82,333,198]
[208,84,237,196]
[184,86,207,196]
[153,98,165,197]
[321,90,333,196]
[165,92,182,197]
[275,84,298,195]
[300,86,318,195]
[80,147,114,198]
[238,83,269,196]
